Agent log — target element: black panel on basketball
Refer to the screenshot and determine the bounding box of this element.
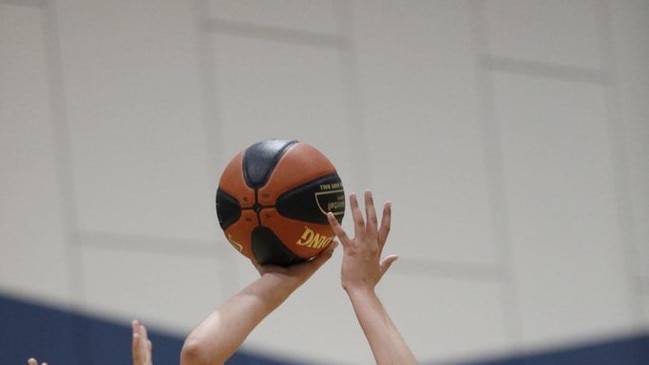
[251,226,305,267]
[243,139,297,188]
[215,188,241,229]
[276,174,345,224]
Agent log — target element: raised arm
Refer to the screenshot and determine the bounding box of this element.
[180,244,335,365]
[327,191,417,365]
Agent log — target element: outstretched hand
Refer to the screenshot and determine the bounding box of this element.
[327,190,399,293]
[327,190,416,364]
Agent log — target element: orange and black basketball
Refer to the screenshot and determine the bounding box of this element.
[216,139,345,267]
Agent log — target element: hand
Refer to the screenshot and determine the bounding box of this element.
[251,241,338,292]
[327,190,398,293]
[27,358,47,365]
[328,191,416,364]
[132,320,153,365]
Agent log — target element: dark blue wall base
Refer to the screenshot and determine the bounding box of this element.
[460,333,649,365]
[2,292,648,365]
[0,293,299,365]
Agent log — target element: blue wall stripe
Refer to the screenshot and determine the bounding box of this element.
[0,293,302,365]
[1,292,648,364]
[459,332,649,365]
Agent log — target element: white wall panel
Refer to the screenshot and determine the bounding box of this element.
[211,34,353,188]
[55,0,215,242]
[79,246,228,333]
[382,274,510,363]
[352,0,497,265]
[483,0,601,69]
[0,4,71,303]
[492,72,634,347]
[208,0,339,35]
[609,0,649,281]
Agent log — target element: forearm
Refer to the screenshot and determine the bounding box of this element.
[347,288,417,365]
[181,274,298,365]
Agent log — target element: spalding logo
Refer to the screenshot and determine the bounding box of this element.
[295,226,334,249]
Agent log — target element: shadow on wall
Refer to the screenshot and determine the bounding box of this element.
[1,292,648,365]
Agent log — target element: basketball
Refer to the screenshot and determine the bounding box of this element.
[216,139,345,267]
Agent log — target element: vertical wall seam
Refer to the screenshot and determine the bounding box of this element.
[191,0,241,295]
[467,0,524,353]
[42,0,91,362]
[333,0,371,190]
[193,0,223,170]
[593,0,641,328]
[42,0,83,308]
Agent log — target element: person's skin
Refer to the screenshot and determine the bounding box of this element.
[29,191,414,365]
[180,242,336,365]
[132,319,153,365]
[327,190,417,365]
[27,358,47,365]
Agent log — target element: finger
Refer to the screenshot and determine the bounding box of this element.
[131,333,142,365]
[287,240,337,280]
[378,201,392,247]
[134,320,149,363]
[364,190,378,232]
[379,254,399,280]
[132,319,140,335]
[132,319,141,358]
[140,322,149,343]
[132,332,142,364]
[349,193,365,231]
[310,240,338,268]
[27,358,37,365]
[327,212,351,246]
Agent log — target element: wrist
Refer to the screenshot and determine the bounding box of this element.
[344,284,377,299]
[255,272,301,302]
[234,274,292,314]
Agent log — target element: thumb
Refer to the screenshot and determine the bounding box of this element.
[379,254,399,280]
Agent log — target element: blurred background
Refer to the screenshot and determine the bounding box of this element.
[1,0,648,364]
